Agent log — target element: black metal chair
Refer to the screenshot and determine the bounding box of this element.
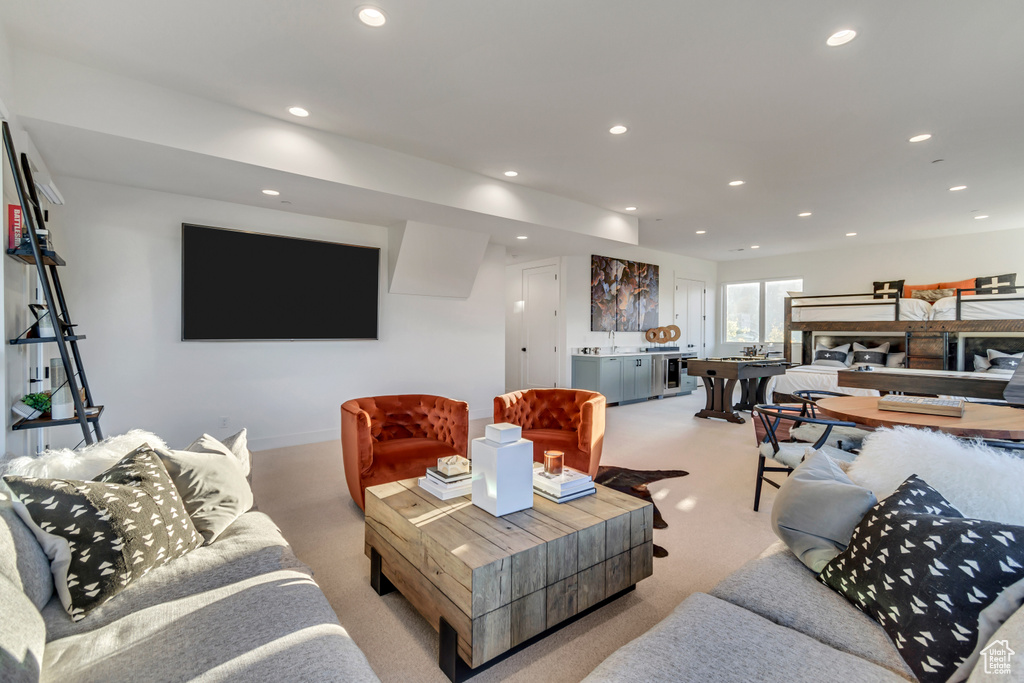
[752,404,859,512]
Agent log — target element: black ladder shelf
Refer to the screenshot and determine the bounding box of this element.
[3,120,103,445]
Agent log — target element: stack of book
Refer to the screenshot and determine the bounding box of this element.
[418,465,472,500]
[532,464,596,503]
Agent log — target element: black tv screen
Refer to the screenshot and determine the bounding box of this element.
[182,224,379,340]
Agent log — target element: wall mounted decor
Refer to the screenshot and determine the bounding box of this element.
[591,255,659,331]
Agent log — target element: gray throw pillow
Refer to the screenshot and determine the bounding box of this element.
[155,447,253,544]
[770,450,877,573]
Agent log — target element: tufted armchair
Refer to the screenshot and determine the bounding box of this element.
[341,394,469,510]
[493,389,606,478]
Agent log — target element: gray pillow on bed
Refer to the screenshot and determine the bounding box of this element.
[771,450,878,573]
[812,343,851,368]
[852,342,890,367]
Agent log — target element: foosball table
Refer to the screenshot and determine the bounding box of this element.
[687,357,791,424]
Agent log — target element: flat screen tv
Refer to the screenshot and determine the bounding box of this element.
[181,224,379,340]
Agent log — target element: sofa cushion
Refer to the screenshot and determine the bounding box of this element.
[710,542,915,679]
[0,481,53,609]
[4,446,203,621]
[968,602,1024,682]
[0,571,45,683]
[42,568,379,683]
[770,451,878,573]
[155,446,253,544]
[41,511,306,641]
[582,592,908,682]
[820,476,1024,683]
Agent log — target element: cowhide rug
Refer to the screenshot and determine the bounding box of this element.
[595,466,689,558]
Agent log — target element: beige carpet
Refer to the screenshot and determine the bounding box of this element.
[252,390,780,682]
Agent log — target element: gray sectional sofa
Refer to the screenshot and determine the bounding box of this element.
[2,495,379,682]
[586,428,1024,683]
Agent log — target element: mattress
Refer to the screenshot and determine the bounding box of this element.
[930,292,1024,320]
[791,297,932,322]
[764,364,880,400]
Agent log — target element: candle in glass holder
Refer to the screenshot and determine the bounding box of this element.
[543,450,564,476]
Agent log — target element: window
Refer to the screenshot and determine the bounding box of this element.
[724,278,802,344]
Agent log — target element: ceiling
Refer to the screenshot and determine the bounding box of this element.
[3,1,1024,261]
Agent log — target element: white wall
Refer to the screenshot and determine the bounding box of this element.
[43,178,505,452]
[714,228,1024,355]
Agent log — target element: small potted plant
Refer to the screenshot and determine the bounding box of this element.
[12,391,51,420]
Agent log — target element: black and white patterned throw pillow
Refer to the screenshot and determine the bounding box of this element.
[974,273,1017,295]
[4,445,202,621]
[873,280,905,300]
[819,476,1024,683]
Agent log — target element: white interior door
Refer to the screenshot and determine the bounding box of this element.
[522,265,559,388]
[675,278,706,355]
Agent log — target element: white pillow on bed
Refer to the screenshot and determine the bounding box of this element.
[885,352,906,368]
[812,343,852,368]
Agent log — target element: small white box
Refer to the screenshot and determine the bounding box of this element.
[471,433,534,517]
[485,422,522,444]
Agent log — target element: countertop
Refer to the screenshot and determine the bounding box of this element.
[571,350,698,358]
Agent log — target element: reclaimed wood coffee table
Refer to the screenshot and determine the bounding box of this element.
[364,479,654,681]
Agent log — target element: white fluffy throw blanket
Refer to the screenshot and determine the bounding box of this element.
[847,426,1024,526]
[0,429,167,480]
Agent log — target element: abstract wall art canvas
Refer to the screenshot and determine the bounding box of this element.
[591,255,659,332]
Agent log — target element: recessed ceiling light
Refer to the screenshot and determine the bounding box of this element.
[846,232,857,237]
[516,235,528,240]
[504,170,518,177]
[288,106,309,117]
[975,215,989,220]
[261,189,280,196]
[750,245,760,249]
[356,6,387,27]
[909,133,932,143]
[609,125,628,135]
[729,180,745,186]
[695,230,706,235]
[826,29,857,47]
[624,206,637,211]
[798,212,812,217]
[949,185,967,191]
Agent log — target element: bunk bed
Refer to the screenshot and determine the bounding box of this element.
[776,286,1024,400]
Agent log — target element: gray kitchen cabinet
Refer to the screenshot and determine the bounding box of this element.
[572,356,623,404]
[572,354,652,405]
[680,371,699,394]
[621,355,652,402]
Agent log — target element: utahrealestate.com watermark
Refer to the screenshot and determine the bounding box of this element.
[980,639,1015,675]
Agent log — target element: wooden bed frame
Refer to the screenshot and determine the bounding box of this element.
[783,290,1024,371]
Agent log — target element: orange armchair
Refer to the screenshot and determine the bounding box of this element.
[493,389,606,478]
[342,394,469,509]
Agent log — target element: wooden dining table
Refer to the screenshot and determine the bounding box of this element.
[815,395,1024,440]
